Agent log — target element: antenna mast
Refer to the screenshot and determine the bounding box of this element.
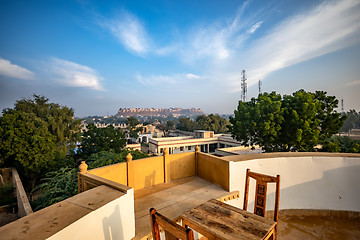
[341,99,344,112]
[258,79,262,95]
[241,70,247,102]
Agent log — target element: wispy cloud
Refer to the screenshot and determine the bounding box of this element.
[243,0,360,86]
[0,57,35,80]
[136,73,202,86]
[49,57,104,90]
[100,11,149,55]
[247,21,263,34]
[345,80,360,87]
[182,2,261,62]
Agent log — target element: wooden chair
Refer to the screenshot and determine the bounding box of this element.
[150,208,194,240]
[243,169,280,239]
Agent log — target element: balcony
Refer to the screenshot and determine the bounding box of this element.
[1,149,359,239]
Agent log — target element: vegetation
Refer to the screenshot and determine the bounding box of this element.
[126,116,143,139]
[177,114,230,133]
[79,123,126,157]
[0,183,16,206]
[340,110,360,132]
[321,136,360,153]
[229,90,346,152]
[0,95,81,187]
[32,149,148,210]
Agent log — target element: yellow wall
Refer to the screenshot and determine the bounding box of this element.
[165,152,196,182]
[128,156,164,190]
[197,152,229,191]
[88,162,128,186]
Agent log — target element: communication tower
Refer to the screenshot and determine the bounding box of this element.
[341,99,344,112]
[241,70,247,102]
[258,79,262,94]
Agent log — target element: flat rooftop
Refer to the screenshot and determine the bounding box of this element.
[133,176,237,240]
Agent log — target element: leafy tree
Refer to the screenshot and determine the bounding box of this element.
[177,117,197,132]
[229,92,284,152]
[80,124,126,157]
[157,120,176,136]
[196,114,230,133]
[321,136,360,153]
[229,90,345,152]
[126,116,143,139]
[0,95,80,186]
[340,110,360,132]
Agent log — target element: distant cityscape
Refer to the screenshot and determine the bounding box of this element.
[116,107,204,117]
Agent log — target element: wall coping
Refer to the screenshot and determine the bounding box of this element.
[223,152,360,162]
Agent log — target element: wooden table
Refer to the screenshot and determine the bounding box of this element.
[181,199,276,240]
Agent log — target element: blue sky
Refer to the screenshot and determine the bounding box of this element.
[0,0,359,117]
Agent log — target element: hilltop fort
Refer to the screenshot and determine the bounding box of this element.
[115,107,203,117]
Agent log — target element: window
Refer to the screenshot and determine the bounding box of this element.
[180,147,184,151]
[188,146,192,150]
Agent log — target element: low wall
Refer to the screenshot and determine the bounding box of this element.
[89,162,127,186]
[11,168,33,217]
[165,152,195,182]
[197,152,229,191]
[128,156,164,190]
[84,152,197,191]
[228,154,360,213]
[48,187,135,240]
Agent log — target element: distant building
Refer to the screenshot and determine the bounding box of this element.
[149,130,242,155]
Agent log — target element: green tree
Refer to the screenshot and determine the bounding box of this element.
[196,114,230,133]
[0,95,80,186]
[80,124,126,157]
[126,116,143,139]
[340,110,360,132]
[229,92,284,152]
[229,90,345,152]
[177,117,197,132]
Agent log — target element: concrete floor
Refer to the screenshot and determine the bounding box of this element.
[133,176,234,240]
[278,215,360,239]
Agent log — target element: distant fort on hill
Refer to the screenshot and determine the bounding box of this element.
[116,107,204,117]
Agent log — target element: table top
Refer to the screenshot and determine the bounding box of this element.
[181,198,276,240]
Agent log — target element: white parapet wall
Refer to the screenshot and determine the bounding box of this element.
[229,156,360,212]
[47,188,135,240]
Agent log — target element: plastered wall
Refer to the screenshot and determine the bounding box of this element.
[47,188,135,240]
[197,153,229,191]
[89,162,127,186]
[229,156,360,212]
[165,152,195,181]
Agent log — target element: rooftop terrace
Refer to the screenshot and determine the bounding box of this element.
[1,148,359,239]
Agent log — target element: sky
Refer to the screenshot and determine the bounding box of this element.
[0,0,359,117]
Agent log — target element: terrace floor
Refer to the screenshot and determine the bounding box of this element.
[134,176,236,240]
[133,176,360,240]
[278,215,360,239]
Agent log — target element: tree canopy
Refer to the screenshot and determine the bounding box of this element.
[177,115,230,133]
[229,90,346,152]
[340,110,360,132]
[0,95,81,182]
[79,123,126,157]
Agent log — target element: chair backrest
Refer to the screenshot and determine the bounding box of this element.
[243,169,280,222]
[150,208,194,240]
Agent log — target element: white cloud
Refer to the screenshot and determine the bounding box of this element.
[247,21,263,34]
[182,2,260,62]
[49,57,104,91]
[101,12,149,55]
[345,80,360,87]
[186,73,201,79]
[244,0,360,87]
[0,57,35,80]
[136,73,202,86]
